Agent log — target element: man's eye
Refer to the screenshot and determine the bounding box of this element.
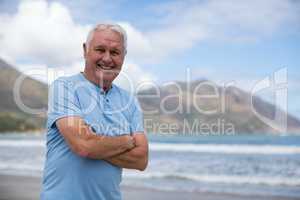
[95,48,105,52]
[111,51,120,56]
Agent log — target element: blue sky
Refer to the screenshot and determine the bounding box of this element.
[0,0,299,119]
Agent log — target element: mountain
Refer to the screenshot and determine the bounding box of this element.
[0,59,48,132]
[0,58,299,134]
[138,80,300,135]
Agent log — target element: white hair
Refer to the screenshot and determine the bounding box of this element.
[85,23,127,52]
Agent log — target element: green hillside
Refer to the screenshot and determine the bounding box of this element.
[0,59,48,132]
[0,58,299,134]
[138,81,300,134]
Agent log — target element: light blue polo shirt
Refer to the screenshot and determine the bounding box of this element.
[41,73,144,200]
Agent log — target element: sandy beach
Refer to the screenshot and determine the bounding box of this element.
[0,174,299,200]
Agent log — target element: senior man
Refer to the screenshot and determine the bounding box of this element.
[41,23,148,200]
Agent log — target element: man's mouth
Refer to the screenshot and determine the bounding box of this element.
[96,63,113,71]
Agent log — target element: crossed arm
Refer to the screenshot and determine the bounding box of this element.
[104,133,148,171]
[56,116,148,171]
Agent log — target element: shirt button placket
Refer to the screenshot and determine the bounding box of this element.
[99,90,105,111]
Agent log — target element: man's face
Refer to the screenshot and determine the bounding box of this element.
[83,29,125,87]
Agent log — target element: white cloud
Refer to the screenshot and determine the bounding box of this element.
[0,0,155,86]
[1,0,298,87]
[115,60,156,92]
[144,0,300,60]
[82,0,299,64]
[118,22,152,62]
[0,0,90,66]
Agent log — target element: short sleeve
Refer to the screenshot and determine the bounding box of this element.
[130,97,144,133]
[47,78,82,129]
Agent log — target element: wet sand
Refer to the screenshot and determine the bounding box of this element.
[0,174,298,200]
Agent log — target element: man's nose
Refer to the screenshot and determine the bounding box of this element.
[102,51,112,63]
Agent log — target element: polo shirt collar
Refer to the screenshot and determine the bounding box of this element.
[79,72,115,95]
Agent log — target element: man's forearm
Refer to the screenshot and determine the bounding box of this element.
[105,147,147,170]
[104,133,148,171]
[80,134,135,159]
[56,117,136,160]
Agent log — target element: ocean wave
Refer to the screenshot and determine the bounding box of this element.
[149,143,300,154]
[0,163,43,172]
[124,171,300,187]
[0,140,45,147]
[1,139,300,155]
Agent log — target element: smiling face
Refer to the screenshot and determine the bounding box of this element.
[83,29,125,89]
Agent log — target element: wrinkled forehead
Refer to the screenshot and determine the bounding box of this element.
[89,29,125,49]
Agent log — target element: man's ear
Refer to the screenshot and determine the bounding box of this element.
[83,43,87,58]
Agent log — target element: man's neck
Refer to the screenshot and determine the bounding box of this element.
[82,71,112,91]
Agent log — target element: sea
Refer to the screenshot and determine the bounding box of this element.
[0,133,300,198]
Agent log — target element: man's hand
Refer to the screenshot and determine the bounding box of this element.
[105,133,148,171]
[124,134,136,149]
[56,116,136,159]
